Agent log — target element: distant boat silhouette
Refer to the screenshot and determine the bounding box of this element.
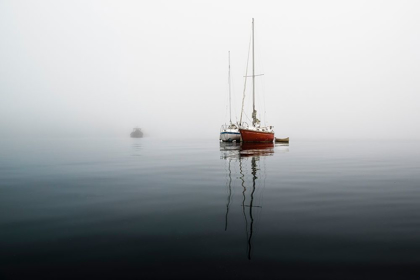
[130,127,143,138]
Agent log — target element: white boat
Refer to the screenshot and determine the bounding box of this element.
[220,51,241,142]
[220,123,240,142]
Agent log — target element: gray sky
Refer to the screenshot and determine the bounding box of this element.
[1,0,419,139]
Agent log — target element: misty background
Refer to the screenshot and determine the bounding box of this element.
[1,0,419,140]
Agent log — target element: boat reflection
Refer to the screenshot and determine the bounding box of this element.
[220,142,286,260]
[220,142,275,159]
[131,142,142,157]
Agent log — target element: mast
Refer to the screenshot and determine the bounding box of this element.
[251,18,260,127]
[252,18,255,120]
[240,18,261,127]
[229,51,232,124]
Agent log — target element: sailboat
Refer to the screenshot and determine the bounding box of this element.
[239,19,275,143]
[220,51,241,142]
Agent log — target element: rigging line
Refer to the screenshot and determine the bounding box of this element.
[228,51,232,124]
[222,81,229,123]
[230,56,237,123]
[255,71,265,126]
[239,32,252,126]
[223,55,230,123]
[243,110,252,124]
[255,74,266,126]
[261,72,267,127]
[254,27,267,127]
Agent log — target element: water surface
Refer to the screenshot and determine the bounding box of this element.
[1,138,420,279]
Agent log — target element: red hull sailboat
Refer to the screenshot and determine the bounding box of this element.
[239,19,275,143]
[240,128,274,143]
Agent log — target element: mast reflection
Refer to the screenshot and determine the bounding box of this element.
[220,142,284,259]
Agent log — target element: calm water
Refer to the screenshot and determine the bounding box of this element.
[1,138,420,279]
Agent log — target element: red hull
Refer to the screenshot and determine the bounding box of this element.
[239,129,275,143]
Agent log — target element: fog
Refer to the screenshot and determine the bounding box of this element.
[1,0,419,140]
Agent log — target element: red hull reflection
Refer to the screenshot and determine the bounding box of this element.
[219,142,275,158]
[240,142,274,157]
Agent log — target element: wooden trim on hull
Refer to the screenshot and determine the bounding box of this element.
[239,129,274,143]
